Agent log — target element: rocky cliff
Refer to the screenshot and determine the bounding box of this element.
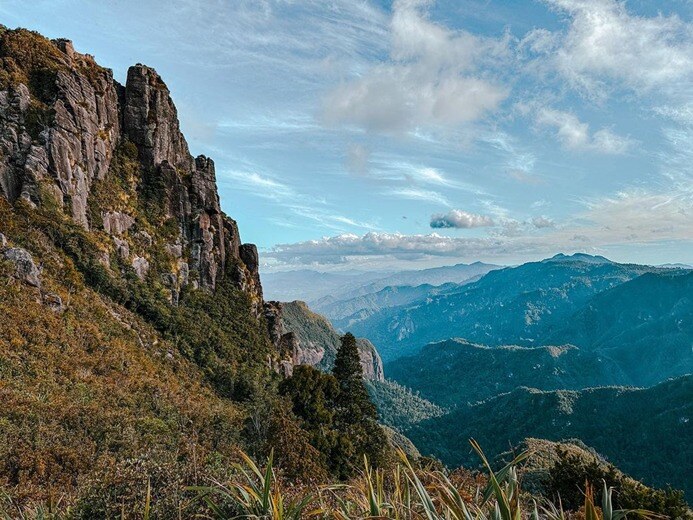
[265,300,385,380]
[0,28,261,306]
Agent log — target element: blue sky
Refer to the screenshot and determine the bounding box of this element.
[3,0,692,271]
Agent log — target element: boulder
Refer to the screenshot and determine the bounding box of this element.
[113,237,130,260]
[131,256,150,280]
[2,247,41,287]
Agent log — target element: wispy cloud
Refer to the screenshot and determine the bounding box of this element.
[534,107,633,154]
[321,0,509,133]
[389,187,451,206]
[538,0,693,99]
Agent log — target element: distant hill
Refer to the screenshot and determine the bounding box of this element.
[348,254,662,361]
[545,270,693,385]
[408,375,693,497]
[386,339,629,408]
[260,269,389,303]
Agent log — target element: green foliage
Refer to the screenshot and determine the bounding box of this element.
[366,379,444,432]
[188,450,321,519]
[278,336,389,480]
[332,333,388,479]
[407,378,693,500]
[386,340,627,409]
[279,365,338,462]
[548,448,691,519]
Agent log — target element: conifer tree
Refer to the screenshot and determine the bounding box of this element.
[331,332,387,478]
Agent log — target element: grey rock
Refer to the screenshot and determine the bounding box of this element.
[0,233,6,248]
[165,243,182,258]
[102,211,135,235]
[131,256,150,280]
[0,44,120,227]
[2,247,41,287]
[113,237,130,260]
[0,32,266,305]
[123,64,191,171]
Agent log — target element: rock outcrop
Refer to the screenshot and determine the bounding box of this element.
[2,246,41,287]
[0,29,262,301]
[266,300,385,381]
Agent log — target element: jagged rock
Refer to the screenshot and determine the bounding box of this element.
[239,243,263,306]
[123,64,191,171]
[43,292,64,312]
[294,339,326,366]
[0,29,265,307]
[53,38,75,60]
[359,345,385,382]
[274,301,385,381]
[113,237,130,260]
[177,260,189,287]
[0,34,120,227]
[0,233,6,248]
[102,211,135,235]
[165,243,182,258]
[264,301,284,348]
[2,247,41,287]
[192,156,221,213]
[131,256,149,280]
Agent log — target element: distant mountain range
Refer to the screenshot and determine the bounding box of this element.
[345,254,689,363]
[267,253,693,499]
[262,262,501,306]
[407,374,693,497]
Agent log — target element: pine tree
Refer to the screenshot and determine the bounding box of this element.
[333,333,377,419]
[331,333,387,478]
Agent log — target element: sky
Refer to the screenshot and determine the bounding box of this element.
[3,0,692,272]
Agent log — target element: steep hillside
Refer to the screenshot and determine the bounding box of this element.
[386,339,629,408]
[408,375,693,497]
[545,270,693,384]
[0,28,388,514]
[348,254,664,361]
[265,300,384,380]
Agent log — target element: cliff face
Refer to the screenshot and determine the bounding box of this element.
[0,29,261,304]
[265,300,385,381]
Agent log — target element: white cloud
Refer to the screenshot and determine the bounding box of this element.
[542,0,693,98]
[430,210,494,229]
[321,0,508,133]
[267,231,505,265]
[265,185,692,268]
[535,107,633,153]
